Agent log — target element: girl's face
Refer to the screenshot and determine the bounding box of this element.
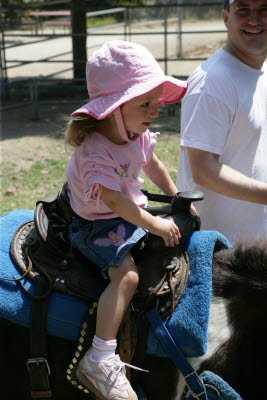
[121,85,162,135]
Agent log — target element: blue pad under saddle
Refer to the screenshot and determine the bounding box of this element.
[0,210,89,341]
[0,210,231,358]
[185,371,243,400]
[146,228,231,358]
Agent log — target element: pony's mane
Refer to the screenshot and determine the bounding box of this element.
[212,238,267,300]
[215,238,267,274]
[212,238,267,332]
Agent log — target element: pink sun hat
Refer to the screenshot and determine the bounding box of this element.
[71,40,188,120]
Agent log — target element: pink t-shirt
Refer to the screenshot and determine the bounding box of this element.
[66,130,158,220]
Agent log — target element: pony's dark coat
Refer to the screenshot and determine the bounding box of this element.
[199,239,267,400]
[1,239,267,400]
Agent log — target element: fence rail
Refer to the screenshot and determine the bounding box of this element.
[0,2,226,119]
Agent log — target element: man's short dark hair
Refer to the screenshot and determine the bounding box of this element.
[224,0,235,9]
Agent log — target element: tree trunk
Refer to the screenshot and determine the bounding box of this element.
[71,0,87,81]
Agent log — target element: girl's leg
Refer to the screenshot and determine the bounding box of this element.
[77,252,139,400]
[96,251,138,340]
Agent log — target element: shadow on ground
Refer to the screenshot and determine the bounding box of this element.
[1,103,181,141]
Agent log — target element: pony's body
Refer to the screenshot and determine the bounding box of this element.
[175,295,231,399]
[176,241,267,400]
[1,209,267,400]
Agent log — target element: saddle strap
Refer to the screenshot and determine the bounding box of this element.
[141,190,173,204]
[146,308,208,400]
[130,310,150,389]
[16,248,54,300]
[0,244,33,283]
[27,273,55,399]
[119,306,132,381]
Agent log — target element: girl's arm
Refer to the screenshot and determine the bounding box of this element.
[142,153,197,214]
[142,153,177,195]
[101,186,180,247]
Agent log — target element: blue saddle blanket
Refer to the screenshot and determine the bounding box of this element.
[146,226,231,358]
[0,210,231,358]
[185,371,243,400]
[0,210,89,341]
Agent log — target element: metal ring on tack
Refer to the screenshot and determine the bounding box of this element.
[205,384,221,397]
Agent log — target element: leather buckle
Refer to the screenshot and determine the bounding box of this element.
[26,357,51,376]
[184,371,206,399]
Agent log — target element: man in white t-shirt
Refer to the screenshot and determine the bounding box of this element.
[177,0,267,245]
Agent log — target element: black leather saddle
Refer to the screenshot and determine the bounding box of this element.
[11,183,204,307]
[9,183,204,400]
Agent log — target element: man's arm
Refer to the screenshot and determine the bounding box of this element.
[187,147,267,204]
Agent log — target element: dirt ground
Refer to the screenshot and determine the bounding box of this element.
[5,20,226,81]
[1,102,182,169]
[1,104,68,168]
[1,28,225,165]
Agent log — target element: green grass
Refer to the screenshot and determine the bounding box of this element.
[141,132,179,195]
[1,139,69,214]
[0,132,180,215]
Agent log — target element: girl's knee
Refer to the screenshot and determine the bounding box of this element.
[118,261,139,289]
[109,254,139,289]
[123,268,139,289]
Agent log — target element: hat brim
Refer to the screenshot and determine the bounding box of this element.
[71,76,187,120]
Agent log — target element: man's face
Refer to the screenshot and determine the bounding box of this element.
[223,0,267,65]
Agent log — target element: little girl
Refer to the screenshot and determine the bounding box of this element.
[65,40,188,400]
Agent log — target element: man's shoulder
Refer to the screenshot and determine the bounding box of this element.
[189,48,229,84]
[186,48,239,98]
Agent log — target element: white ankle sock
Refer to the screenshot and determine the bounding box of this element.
[91,335,117,362]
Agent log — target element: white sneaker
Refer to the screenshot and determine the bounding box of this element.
[76,348,138,400]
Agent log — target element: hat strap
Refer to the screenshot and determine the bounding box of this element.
[113,108,139,143]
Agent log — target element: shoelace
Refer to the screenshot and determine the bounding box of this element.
[104,358,149,385]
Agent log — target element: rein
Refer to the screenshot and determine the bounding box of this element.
[146,309,220,400]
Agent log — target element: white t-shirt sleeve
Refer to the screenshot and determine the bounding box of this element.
[181,92,233,156]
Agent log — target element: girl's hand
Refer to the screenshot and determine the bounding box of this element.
[100,187,181,247]
[190,203,198,215]
[150,216,181,247]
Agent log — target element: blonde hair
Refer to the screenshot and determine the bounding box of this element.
[65,114,101,147]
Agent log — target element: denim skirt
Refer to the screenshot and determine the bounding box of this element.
[69,217,147,279]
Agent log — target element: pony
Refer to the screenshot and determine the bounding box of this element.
[0,209,267,400]
[175,239,267,400]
